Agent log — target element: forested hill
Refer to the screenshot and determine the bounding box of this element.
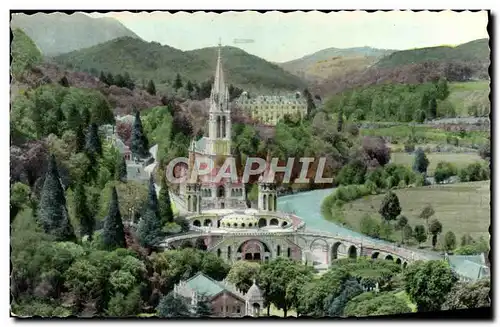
[375,38,490,69]
[11,28,42,80]
[53,37,307,93]
[11,12,141,56]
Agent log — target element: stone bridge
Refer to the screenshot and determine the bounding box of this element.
[160,227,438,269]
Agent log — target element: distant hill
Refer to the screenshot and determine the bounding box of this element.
[279,46,394,82]
[54,37,306,92]
[11,28,42,79]
[375,38,490,68]
[313,39,490,98]
[10,12,141,56]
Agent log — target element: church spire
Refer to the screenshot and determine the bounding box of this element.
[211,40,226,102]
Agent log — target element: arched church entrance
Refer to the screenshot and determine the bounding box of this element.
[238,239,270,262]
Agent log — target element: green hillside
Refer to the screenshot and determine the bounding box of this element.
[376,38,490,68]
[54,37,306,92]
[11,28,42,79]
[448,81,490,117]
[11,12,141,56]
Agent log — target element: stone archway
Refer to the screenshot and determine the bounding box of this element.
[270,218,279,226]
[385,255,394,261]
[268,195,273,211]
[396,258,402,265]
[238,239,271,262]
[203,219,212,227]
[217,186,225,198]
[258,218,267,228]
[347,245,357,259]
[371,252,380,259]
[193,220,201,227]
[310,238,329,265]
[331,242,342,261]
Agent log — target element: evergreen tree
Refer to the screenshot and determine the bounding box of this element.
[123,72,135,90]
[157,292,191,318]
[114,74,125,88]
[428,97,438,120]
[81,107,91,127]
[75,124,86,153]
[414,224,427,247]
[85,123,103,157]
[444,231,457,252]
[115,154,127,182]
[99,71,107,84]
[66,105,81,131]
[106,72,114,86]
[137,176,165,250]
[337,110,344,132]
[37,154,76,242]
[131,111,149,159]
[429,219,443,249]
[173,73,183,91]
[378,191,402,223]
[303,88,316,116]
[158,172,174,225]
[420,92,430,112]
[195,295,213,317]
[413,148,430,174]
[146,79,156,95]
[397,215,409,243]
[102,186,126,250]
[436,77,450,100]
[74,180,94,240]
[185,80,194,95]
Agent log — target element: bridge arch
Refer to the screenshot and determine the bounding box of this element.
[396,258,402,265]
[385,254,394,261]
[347,245,357,259]
[331,241,342,260]
[203,219,212,227]
[270,218,279,226]
[371,251,380,259]
[237,239,272,262]
[193,220,201,227]
[310,238,329,265]
[258,218,267,228]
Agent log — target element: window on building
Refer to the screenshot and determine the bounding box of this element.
[237,306,241,313]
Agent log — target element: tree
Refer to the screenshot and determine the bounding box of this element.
[412,148,429,175]
[343,292,411,317]
[99,71,107,84]
[137,176,165,250]
[396,215,408,243]
[173,73,183,91]
[414,225,427,248]
[337,110,344,132]
[37,154,76,242]
[436,77,450,100]
[146,79,156,95]
[158,172,174,225]
[434,161,457,184]
[75,124,86,153]
[226,261,260,293]
[131,111,149,159]
[185,80,194,97]
[66,105,81,131]
[115,155,127,182]
[325,278,363,316]
[106,72,114,86]
[259,258,313,317]
[418,204,435,231]
[428,219,443,249]
[81,107,91,127]
[403,225,413,244]
[378,191,402,223]
[428,97,437,120]
[195,295,213,317]
[85,123,102,157]
[404,260,458,312]
[359,215,380,238]
[73,180,94,240]
[442,279,490,310]
[102,186,126,250]
[444,231,457,252]
[303,88,316,117]
[157,292,191,317]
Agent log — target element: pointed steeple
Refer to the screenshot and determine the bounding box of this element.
[211,40,226,104]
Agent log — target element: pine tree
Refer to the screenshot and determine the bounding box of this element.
[115,154,127,182]
[99,71,107,84]
[146,79,156,95]
[173,73,183,91]
[337,110,344,132]
[106,72,114,86]
[185,80,194,98]
[74,180,94,240]
[428,97,437,120]
[81,107,91,127]
[413,148,430,174]
[75,124,86,153]
[37,154,76,241]
[378,191,402,223]
[195,295,213,317]
[66,105,81,131]
[131,111,149,159]
[85,123,103,157]
[102,186,126,250]
[158,172,174,225]
[137,176,165,249]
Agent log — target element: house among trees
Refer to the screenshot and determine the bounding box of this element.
[173,272,264,317]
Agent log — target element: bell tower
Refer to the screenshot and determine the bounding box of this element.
[207,40,231,157]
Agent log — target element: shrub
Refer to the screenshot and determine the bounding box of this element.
[434,161,457,183]
[404,143,415,153]
[360,215,381,238]
[458,162,489,182]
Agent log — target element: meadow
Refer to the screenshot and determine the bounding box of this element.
[341,181,490,248]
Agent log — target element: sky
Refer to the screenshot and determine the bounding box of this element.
[89,11,487,63]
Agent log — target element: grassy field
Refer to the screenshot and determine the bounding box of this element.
[448,81,490,117]
[269,305,297,317]
[342,181,490,248]
[391,152,483,176]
